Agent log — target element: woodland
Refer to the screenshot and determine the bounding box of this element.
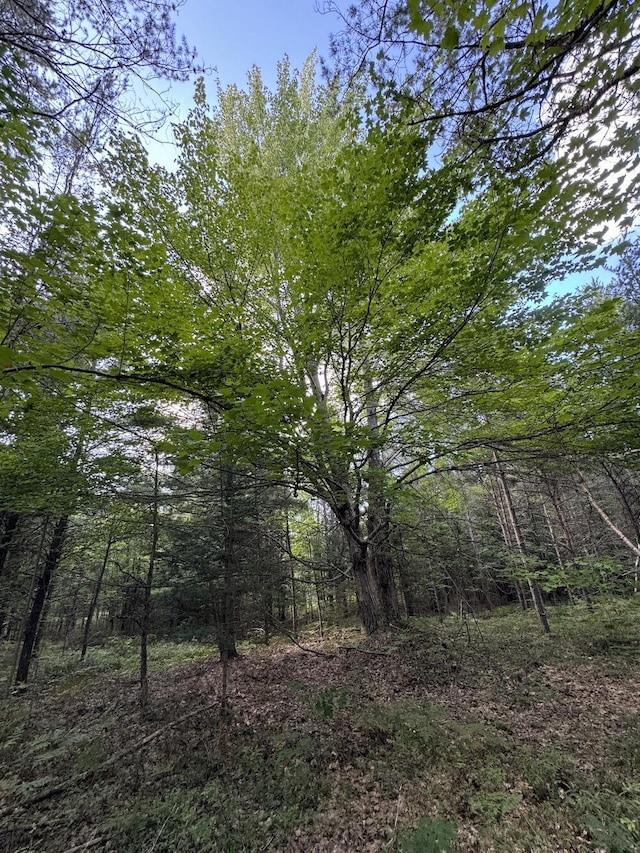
[1,0,640,850]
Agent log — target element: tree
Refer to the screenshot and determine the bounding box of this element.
[327,0,640,232]
[0,0,197,130]
[105,55,587,634]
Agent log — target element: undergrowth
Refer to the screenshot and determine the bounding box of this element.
[0,598,638,851]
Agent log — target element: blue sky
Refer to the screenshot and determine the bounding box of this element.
[149,0,618,295]
[177,0,337,87]
[147,0,339,162]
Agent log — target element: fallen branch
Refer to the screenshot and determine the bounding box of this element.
[577,469,640,559]
[339,646,391,657]
[264,614,334,658]
[4,702,218,815]
[285,631,335,658]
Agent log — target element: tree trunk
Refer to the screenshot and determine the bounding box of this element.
[0,512,19,579]
[367,509,400,625]
[493,455,550,634]
[15,516,69,685]
[488,474,527,609]
[140,451,160,709]
[314,569,325,637]
[216,466,239,663]
[578,470,640,559]
[396,534,416,618]
[81,532,114,662]
[602,462,640,544]
[285,511,298,637]
[336,499,383,634]
[364,375,400,625]
[351,538,381,635]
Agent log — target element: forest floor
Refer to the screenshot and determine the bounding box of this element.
[1,600,639,853]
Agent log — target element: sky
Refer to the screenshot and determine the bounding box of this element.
[146,0,340,164]
[177,0,338,87]
[145,0,619,296]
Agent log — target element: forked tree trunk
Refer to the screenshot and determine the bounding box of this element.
[364,375,400,625]
[15,516,69,685]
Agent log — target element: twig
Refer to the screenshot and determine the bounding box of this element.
[265,615,335,658]
[386,784,403,848]
[146,803,178,852]
[62,838,107,853]
[339,646,391,657]
[2,703,218,816]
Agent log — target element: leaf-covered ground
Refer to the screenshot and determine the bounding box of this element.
[1,600,639,852]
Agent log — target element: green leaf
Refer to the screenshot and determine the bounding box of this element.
[442,23,460,49]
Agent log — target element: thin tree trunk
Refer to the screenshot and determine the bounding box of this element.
[284,508,298,637]
[488,474,528,609]
[458,473,491,609]
[140,450,160,709]
[600,463,640,562]
[545,477,577,558]
[494,455,550,634]
[0,512,19,579]
[541,498,575,604]
[396,533,416,618]
[15,516,69,684]
[577,470,640,559]
[80,532,114,662]
[216,466,239,662]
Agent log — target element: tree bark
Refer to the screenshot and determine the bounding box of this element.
[493,455,550,634]
[487,473,528,609]
[364,375,400,625]
[140,451,160,709]
[314,569,325,637]
[396,533,416,618]
[216,466,239,662]
[0,512,19,579]
[335,499,383,634]
[15,516,69,684]
[80,532,114,662]
[367,507,400,625]
[577,470,640,559]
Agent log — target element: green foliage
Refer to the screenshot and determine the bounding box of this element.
[339,0,640,235]
[358,700,448,768]
[397,817,456,852]
[469,791,522,823]
[313,686,349,719]
[27,637,216,685]
[110,730,330,852]
[586,815,639,853]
